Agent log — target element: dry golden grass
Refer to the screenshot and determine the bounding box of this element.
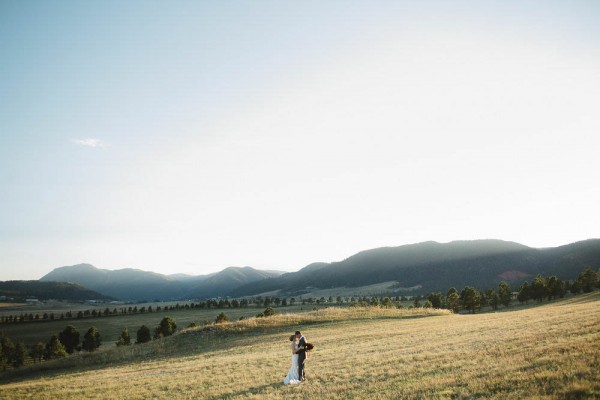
[1,294,598,399]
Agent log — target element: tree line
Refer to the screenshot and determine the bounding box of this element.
[0,325,101,370]
[0,297,296,325]
[350,266,599,314]
[0,315,180,370]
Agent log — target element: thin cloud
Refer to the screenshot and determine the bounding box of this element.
[71,138,108,148]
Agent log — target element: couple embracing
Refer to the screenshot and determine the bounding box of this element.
[283,330,312,385]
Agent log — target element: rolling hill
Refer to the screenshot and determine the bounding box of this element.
[38,239,600,300]
[231,239,600,296]
[0,280,111,301]
[40,264,284,301]
[185,266,286,298]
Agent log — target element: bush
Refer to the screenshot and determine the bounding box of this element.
[263,307,275,317]
[215,312,228,324]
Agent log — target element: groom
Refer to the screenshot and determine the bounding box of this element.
[295,330,306,381]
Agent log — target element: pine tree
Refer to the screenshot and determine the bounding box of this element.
[487,289,500,311]
[215,312,228,324]
[44,335,67,360]
[154,317,177,339]
[446,288,460,313]
[517,282,530,304]
[116,327,131,346]
[460,286,481,314]
[136,325,152,344]
[59,325,80,354]
[498,281,512,308]
[82,327,101,352]
[530,275,548,302]
[1,336,15,370]
[578,266,598,293]
[29,342,45,363]
[12,342,27,368]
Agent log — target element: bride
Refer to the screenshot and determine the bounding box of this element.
[283,334,304,385]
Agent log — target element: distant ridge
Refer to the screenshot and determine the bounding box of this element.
[231,239,600,297]
[185,266,285,298]
[38,239,600,300]
[0,280,111,301]
[40,264,285,301]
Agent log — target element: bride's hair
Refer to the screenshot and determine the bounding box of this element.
[289,335,295,341]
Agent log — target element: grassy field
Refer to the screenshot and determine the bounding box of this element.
[0,304,311,347]
[1,293,599,399]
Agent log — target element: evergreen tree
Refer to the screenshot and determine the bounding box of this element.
[1,336,15,370]
[447,288,460,313]
[460,286,481,314]
[517,282,530,304]
[381,297,394,308]
[154,317,177,339]
[498,281,512,308]
[12,342,27,368]
[116,327,131,346]
[29,342,45,363]
[82,327,101,352]
[58,325,80,354]
[136,325,152,344]
[263,307,275,317]
[578,266,598,293]
[546,276,563,300]
[44,335,67,360]
[426,292,443,309]
[530,275,548,302]
[215,312,228,324]
[487,289,499,311]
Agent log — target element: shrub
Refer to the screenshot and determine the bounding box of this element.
[263,307,275,317]
[215,312,228,324]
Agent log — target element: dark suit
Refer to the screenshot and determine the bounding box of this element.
[297,335,306,380]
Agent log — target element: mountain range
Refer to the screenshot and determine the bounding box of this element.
[40,264,284,301]
[233,239,600,297]
[38,239,600,301]
[0,280,111,302]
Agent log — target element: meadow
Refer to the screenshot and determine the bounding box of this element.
[1,293,599,399]
[0,302,309,347]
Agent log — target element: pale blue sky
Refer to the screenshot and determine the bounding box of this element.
[1,1,599,280]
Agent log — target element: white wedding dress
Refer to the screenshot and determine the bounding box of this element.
[283,342,301,385]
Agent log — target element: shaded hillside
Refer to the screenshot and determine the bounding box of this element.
[184,267,285,298]
[0,281,111,301]
[40,264,189,301]
[40,264,284,301]
[232,239,600,296]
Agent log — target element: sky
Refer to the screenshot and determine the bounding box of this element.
[1,1,599,280]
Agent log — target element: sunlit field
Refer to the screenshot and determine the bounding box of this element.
[1,293,599,399]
